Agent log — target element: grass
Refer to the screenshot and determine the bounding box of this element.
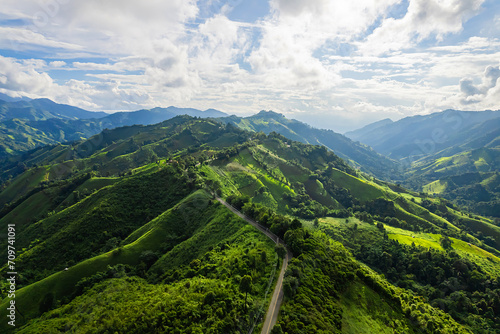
[388,233,444,251]
[206,149,295,212]
[0,189,278,331]
[386,225,500,277]
[329,169,385,202]
[0,166,49,206]
[0,191,52,231]
[423,180,447,194]
[450,237,500,277]
[341,281,416,334]
[57,177,119,209]
[304,179,341,209]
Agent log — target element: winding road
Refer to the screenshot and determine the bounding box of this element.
[215,197,290,334]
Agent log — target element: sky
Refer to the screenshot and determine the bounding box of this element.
[0,0,499,133]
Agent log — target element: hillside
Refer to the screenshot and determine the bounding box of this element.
[217,111,400,180]
[0,100,227,158]
[403,147,500,217]
[346,110,500,218]
[0,116,499,333]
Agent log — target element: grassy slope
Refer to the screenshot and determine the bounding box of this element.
[341,281,416,334]
[0,177,118,233]
[386,225,500,277]
[0,166,192,285]
[1,190,277,331]
[0,167,48,206]
[329,169,385,202]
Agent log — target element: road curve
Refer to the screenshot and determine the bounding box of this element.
[215,197,290,334]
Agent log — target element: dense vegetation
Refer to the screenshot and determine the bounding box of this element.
[276,230,470,334]
[317,216,500,333]
[0,99,227,159]
[0,115,498,333]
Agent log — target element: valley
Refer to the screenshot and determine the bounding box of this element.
[1,1,499,332]
[0,113,498,333]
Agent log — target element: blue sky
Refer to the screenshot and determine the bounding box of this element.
[0,0,499,132]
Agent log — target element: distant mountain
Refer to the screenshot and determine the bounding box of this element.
[0,98,108,121]
[348,110,500,217]
[0,92,31,102]
[0,118,108,157]
[103,106,227,128]
[217,110,400,180]
[345,118,392,136]
[0,101,228,158]
[345,109,500,160]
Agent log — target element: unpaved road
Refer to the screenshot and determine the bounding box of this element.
[215,197,290,334]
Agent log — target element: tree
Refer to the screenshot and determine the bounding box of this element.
[275,244,287,260]
[239,275,253,311]
[440,235,453,250]
[313,218,319,228]
[271,324,284,334]
[290,218,302,229]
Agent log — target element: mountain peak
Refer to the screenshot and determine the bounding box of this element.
[252,110,285,119]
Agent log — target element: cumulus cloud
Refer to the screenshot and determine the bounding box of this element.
[458,65,500,105]
[360,0,485,55]
[0,0,198,56]
[248,0,401,90]
[49,60,66,68]
[0,0,498,131]
[0,56,54,95]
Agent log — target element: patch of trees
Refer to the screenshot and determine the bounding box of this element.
[318,175,355,208]
[226,194,302,238]
[354,239,500,332]
[278,232,353,333]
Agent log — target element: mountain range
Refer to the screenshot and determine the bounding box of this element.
[345,109,500,161]
[0,99,398,181]
[0,115,499,333]
[2,98,500,220]
[217,111,399,180]
[0,99,225,158]
[346,109,500,218]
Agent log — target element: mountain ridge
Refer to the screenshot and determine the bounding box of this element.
[215,111,401,180]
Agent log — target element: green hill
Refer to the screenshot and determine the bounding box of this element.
[216,111,400,180]
[0,116,498,333]
[0,99,226,158]
[0,98,107,122]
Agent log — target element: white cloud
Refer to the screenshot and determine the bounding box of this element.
[456,65,500,106]
[49,60,66,68]
[0,0,198,56]
[360,0,485,55]
[0,56,54,95]
[247,0,400,91]
[0,0,499,131]
[0,27,82,51]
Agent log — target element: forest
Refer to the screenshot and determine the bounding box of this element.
[0,116,498,333]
